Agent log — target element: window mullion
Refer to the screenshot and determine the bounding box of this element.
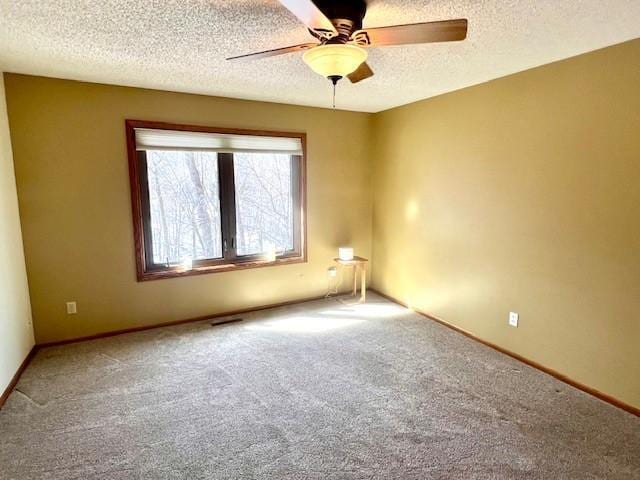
[291,155,302,255]
[217,152,237,261]
[137,150,157,270]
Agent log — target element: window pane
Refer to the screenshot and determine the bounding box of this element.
[234,153,294,256]
[146,150,222,264]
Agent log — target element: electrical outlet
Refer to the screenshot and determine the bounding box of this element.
[66,302,77,315]
[509,312,519,327]
[327,266,337,278]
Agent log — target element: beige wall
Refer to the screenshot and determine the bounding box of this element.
[5,74,372,344]
[371,39,640,408]
[0,75,35,393]
[6,39,640,408]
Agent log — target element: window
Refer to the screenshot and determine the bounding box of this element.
[126,120,306,281]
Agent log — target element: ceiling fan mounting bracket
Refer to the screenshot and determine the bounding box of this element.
[314,0,366,29]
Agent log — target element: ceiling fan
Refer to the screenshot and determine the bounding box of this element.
[227,0,468,89]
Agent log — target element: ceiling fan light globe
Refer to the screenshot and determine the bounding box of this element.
[302,44,367,78]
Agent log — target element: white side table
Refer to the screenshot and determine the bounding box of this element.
[334,256,368,302]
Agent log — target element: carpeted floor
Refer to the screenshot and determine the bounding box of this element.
[1,293,638,479]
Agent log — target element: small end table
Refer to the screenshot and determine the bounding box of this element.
[333,256,368,302]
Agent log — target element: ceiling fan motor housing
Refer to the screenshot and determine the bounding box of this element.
[310,0,367,43]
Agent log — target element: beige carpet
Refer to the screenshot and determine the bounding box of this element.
[1,293,638,479]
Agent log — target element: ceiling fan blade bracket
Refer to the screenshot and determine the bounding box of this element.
[310,28,337,41]
[350,31,371,47]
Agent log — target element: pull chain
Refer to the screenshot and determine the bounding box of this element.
[328,75,341,109]
[332,82,336,108]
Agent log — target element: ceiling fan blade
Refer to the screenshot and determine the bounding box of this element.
[226,43,318,61]
[347,62,374,83]
[352,19,467,47]
[278,0,337,38]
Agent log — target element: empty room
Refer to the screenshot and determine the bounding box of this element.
[1,1,639,478]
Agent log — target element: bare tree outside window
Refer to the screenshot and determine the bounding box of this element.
[127,120,305,281]
[146,150,222,264]
[234,153,294,256]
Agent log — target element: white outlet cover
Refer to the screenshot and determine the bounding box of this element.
[509,312,519,327]
[66,302,77,314]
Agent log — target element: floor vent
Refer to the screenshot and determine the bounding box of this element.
[210,318,243,327]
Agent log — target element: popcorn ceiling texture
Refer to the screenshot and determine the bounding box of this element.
[0,0,639,112]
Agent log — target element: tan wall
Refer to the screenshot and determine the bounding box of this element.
[6,39,640,408]
[0,75,34,392]
[371,39,640,408]
[5,74,372,344]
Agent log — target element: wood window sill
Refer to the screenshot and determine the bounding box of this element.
[137,255,306,281]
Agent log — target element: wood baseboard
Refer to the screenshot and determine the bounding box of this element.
[38,293,330,348]
[369,288,640,417]
[0,345,39,410]
[7,291,638,417]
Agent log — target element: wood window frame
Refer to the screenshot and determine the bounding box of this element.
[126,119,307,281]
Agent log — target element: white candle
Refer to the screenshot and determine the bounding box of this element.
[181,257,193,271]
[338,247,354,261]
[265,247,277,262]
[264,243,277,262]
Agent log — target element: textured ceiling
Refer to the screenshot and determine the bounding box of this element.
[1,1,639,112]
